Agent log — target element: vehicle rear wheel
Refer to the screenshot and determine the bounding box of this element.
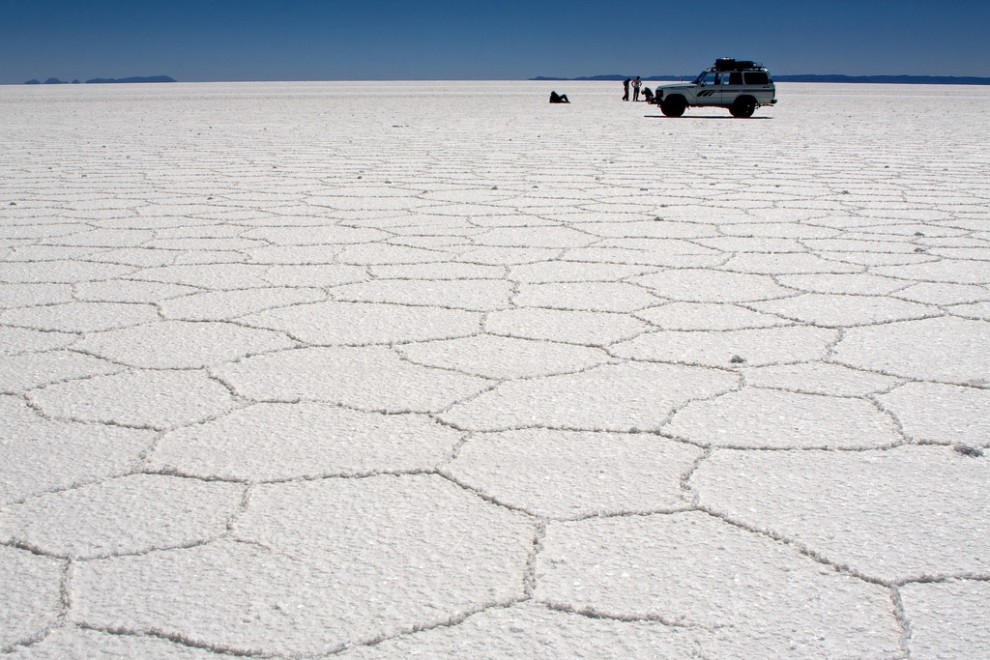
[730,96,756,118]
[660,96,686,118]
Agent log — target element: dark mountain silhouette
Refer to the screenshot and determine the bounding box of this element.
[85,75,176,84]
[532,73,990,85]
[24,75,176,85]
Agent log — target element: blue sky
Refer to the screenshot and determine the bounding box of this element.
[2,0,988,83]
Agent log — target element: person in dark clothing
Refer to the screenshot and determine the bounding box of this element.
[549,91,570,103]
[622,78,630,101]
[642,86,654,104]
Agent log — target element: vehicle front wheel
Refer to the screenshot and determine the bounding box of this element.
[730,96,756,118]
[660,96,686,118]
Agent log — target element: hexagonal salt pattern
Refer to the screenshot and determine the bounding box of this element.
[535,513,902,658]
[692,446,990,582]
[444,430,702,519]
[0,475,243,559]
[72,476,535,655]
[336,601,703,659]
[150,403,463,481]
[4,82,989,656]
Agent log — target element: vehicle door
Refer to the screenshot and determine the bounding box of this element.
[720,71,745,106]
[694,70,720,105]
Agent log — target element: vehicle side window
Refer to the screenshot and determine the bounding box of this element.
[744,71,770,85]
[701,72,718,86]
[728,72,743,85]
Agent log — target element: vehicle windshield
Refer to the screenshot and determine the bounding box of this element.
[692,70,709,84]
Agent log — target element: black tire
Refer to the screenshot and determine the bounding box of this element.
[660,95,686,118]
[730,96,756,118]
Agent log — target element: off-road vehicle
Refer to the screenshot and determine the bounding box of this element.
[654,58,776,118]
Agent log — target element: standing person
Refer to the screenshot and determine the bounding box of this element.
[633,76,642,102]
[622,78,630,101]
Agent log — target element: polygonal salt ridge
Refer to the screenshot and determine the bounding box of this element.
[506,260,656,284]
[634,302,787,331]
[899,580,990,659]
[158,286,326,321]
[330,278,515,312]
[876,381,990,446]
[570,219,719,240]
[336,242,453,266]
[873,258,990,285]
[0,474,243,560]
[241,244,343,266]
[335,601,703,659]
[49,228,155,248]
[720,221,843,239]
[665,387,902,449]
[0,260,136,285]
[0,545,64,651]
[513,281,660,313]
[485,307,652,347]
[262,263,371,288]
[611,325,839,368]
[239,300,482,346]
[73,476,536,656]
[774,272,910,296]
[0,301,159,334]
[0,350,125,394]
[130,263,274,289]
[443,429,702,520]
[371,262,506,280]
[832,316,990,385]
[239,225,390,246]
[142,237,266,252]
[81,246,182,268]
[630,269,794,303]
[29,369,239,431]
[0,326,79,356]
[454,246,567,266]
[73,279,201,304]
[3,626,222,659]
[468,226,597,249]
[0,395,154,505]
[398,334,612,381]
[692,446,990,583]
[560,246,727,269]
[438,361,739,433]
[689,235,810,254]
[74,320,296,369]
[721,252,865,275]
[742,362,902,397]
[214,345,492,413]
[149,402,463,482]
[947,300,990,321]
[747,292,939,327]
[534,512,902,658]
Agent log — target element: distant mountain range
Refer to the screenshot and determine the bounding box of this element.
[24,75,176,85]
[532,74,990,85]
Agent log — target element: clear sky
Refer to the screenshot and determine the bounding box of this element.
[3,0,988,84]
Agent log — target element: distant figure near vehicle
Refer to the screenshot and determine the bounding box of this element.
[549,91,570,104]
[633,76,642,101]
[622,78,630,101]
[642,87,654,103]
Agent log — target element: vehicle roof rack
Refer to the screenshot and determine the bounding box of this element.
[713,58,763,71]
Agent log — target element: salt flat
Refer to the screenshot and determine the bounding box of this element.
[1,80,989,658]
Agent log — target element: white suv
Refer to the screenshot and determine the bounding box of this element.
[654,59,777,118]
